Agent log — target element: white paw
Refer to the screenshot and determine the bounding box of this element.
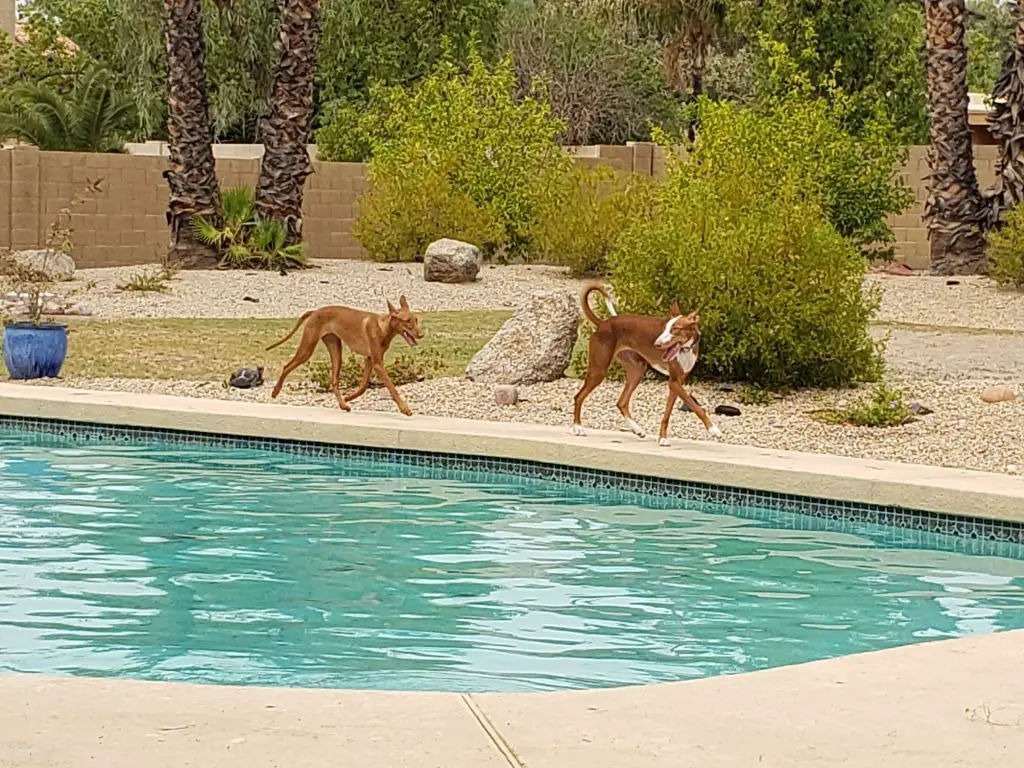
[708,425,723,439]
[623,418,646,438]
[658,437,671,447]
[572,424,587,437]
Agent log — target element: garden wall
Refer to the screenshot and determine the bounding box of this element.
[0,143,1001,270]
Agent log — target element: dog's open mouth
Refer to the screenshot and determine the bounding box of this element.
[402,331,418,346]
[662,343,682,363]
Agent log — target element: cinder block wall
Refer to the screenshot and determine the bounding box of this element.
[0,143,1001,270]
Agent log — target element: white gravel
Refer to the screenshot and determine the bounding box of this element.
[18,264,1024,475]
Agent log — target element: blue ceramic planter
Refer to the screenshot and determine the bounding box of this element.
[2,322,69,380]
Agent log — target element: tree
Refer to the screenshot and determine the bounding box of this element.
[0,64,136,151]
[162,0,222,267]
[967,0,1016,93]
[987,1,1024,226]
[253,0,321,244]
[924,0,988,275]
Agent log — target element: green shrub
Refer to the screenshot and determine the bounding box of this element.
[308,349,444,392]
[314,101,373,163]
[331,46,571,262]
[813,383,914,428]
[192,187,308,271]
[529,164,658,277]
[988,204,1024,289]
[605,101,883,389]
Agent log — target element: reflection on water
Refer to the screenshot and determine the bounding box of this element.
[1,433,1024,693]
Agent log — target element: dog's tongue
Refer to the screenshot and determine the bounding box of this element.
[403,331,417,346]
[662,344,680,363]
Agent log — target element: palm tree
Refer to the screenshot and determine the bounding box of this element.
[162,0,222,267]
[253,0,321,245]
[598,0,728,97]
[0,65,136,152]
[924,0,988,275]
[986,1,1024,227]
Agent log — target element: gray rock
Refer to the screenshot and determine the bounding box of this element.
[494,385,519,406]
[7,249,76,282]
[466,291,580,385]
[423,239,481,284]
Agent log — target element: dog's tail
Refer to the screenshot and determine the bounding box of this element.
[265,311,314,351]
[579,282,617,327]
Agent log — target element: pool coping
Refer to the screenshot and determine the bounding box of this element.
[2,382,1024,526]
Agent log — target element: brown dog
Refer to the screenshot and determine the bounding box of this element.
[266,296,424,416]
[572,282,721,446]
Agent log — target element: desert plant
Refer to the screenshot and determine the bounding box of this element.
[307,349,444,392]
[604,101,883,389]
[530,164,658,277]
[192,186,309,270]
[736,385,773,406]
[813,383,914,428]
[117,266,173,293]
[988,203,1024,289]
[0,251,55,326]
[328,46,571,262]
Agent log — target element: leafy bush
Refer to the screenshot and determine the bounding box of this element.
[988,204,1024,289]
[193,187,308,271]
[327,47,571,262]
[495,3,686,145]
[813,383,914,428]
[605,101,883,389]
[530,164,657,277]
[308,349,444,392]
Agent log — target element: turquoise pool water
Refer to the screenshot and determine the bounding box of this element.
[2,429,1024,693]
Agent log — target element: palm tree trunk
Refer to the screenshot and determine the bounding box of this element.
[923,0,988,275]
[254,0,321,245]
[986,4,1024,228]
[162,0,222,268]
[663,33,686,95]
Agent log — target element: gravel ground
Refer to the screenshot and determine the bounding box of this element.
[69,261,584,318]
[23,372,1024,475]
[868,273,1024,331]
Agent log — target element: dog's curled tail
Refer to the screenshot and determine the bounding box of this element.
[265,310,314,351]
[579,282,617,327]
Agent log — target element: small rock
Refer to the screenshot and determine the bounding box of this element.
[981,385,1016,404]
[714,404,742,417]
[6,249,76,282]
[466,291,579,385]
[242,296,259,303]
[716,383,736,393]
[229,366,264,389]
[909,401,933,415]
[494,385,519,406]
[423,239,482,284]
[64,303,93,316]
[885,262,916,277]
[946,279,960,286]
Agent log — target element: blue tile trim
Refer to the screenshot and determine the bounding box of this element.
[3,414,1024,547]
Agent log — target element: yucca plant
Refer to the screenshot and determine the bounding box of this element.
[192,186,308,270]
[0,64,137,152]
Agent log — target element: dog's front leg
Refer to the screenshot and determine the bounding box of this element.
[671,381,722,440]
[343,358,373,404]
[373,362,413,416]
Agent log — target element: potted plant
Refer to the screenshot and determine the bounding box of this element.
[1,250,69,380]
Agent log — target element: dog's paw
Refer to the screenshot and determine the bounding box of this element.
[658,437,671,447]
[572,424,587,437]
[622,418,646,438]
[707,425,723,439]
[337,401,351,412]
[400,406,413,417]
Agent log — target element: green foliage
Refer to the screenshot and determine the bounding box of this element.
[117,267,172,293]
[342,47,571,262]
[967,0,1016,94]
[193,187,309,271]
[0,16,83,95]
[308,349,445,392]
[530,164,658,277]
[988,204,1024,289]
[736,385,773,406]
[0,64,136,152]
[814,383,914,428]
[751,39,913,257]
[605,100,883,389]
[495,3,686,145]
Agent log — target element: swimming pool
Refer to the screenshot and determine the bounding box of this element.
[3,424,1024,693]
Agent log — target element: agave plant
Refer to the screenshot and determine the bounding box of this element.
[0,64,137,152]
[192,186,308,270]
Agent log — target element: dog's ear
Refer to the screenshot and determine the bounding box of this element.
[387,300,398,315]
[399,294,409,310]
[670,301,681,316]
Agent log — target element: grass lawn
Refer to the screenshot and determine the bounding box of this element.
[1,311,515,381]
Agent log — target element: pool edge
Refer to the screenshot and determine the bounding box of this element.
[2,382,1024,526]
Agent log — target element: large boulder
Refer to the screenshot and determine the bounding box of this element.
[423,238,481,283]
[7,249,76,282]
[467,291,580,385]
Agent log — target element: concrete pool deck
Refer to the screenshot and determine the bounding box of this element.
[1,630,1022,767]
[2,382,1024,521]
[2,382,1024,766]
